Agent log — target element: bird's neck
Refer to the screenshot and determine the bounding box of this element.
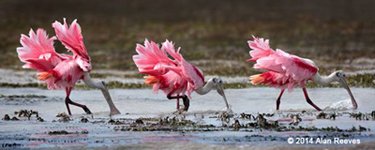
[195,80,215,95]
[82,72,120,115]
[82,72,104,89]
[312,73,336,85]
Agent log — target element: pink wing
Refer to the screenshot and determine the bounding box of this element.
[46,59,84,90]
[52,18,91,71]
[162,41,205,96]
[16,29,63,72]
[247,36,274,62]
[133,40,205,97]
[133,39,178,76]
[248,36,318,89]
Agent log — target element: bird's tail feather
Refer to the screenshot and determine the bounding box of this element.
[37,72,53,81]
[249,74,265,85]
[144,75,160,85]
[37,70,59,81]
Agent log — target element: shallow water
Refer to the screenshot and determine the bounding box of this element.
[1,87,374,115]
[0,87,375,149]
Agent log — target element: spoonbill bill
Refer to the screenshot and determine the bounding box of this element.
[133,40,231,112]
[248,36,358,111]
[16,19,121,116]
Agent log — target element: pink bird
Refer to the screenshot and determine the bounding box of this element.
[133,40,231,112]
[247,36,358,111]
[16,19,120,116]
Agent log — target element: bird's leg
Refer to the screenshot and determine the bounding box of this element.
[276,89,285,110]
[302,88,322,111]
[65,98,92,114]
[176,97,180,110]
[65,98,72,115]
[65,88,92,115]
[167,94,189,112]
[65,88,73,115]
[182,95,190,111]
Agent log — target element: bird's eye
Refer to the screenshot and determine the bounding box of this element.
[218,79,223,84]
[336,72,346,78]
[336,72,341,77]
[213,78,218,83]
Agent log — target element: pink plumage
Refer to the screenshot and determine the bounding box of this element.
[16,18,122,115]
[248,36,318,90]
[17,29,61,71]
[247,36,358,111]
[52,18,91,72]
[17,19,90,90]
[133,40,205,98]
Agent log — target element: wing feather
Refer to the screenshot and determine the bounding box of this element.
[133,40,205,97]
[17,29,62,72]
[248,36,318,88]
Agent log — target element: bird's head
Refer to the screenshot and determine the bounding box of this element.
[207,77,225,95]
[210,77,224,88]
[332,70,346,81]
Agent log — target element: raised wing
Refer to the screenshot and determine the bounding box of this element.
[52,18,91,71]
[162,40,205,96]
[133,40,204,97]
[133,39,178,76]
[17,29,62,72]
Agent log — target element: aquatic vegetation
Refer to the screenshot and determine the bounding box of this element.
[2,109,43,121]
[0,83,46,88]
[80,117,89,123]
[14,109,39,120]
[55,112,71,122]
[316,112,337,120]
[48,130,89,135]
[48,130,70,135]
[232,119,241,131]
[0,95,47,99]
[2,114,10,120]
[103,81,148,89]
[289,114,302,126]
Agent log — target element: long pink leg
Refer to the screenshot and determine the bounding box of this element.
[302,88,322,111]
[65,88,92,115]
[276,89,285,110]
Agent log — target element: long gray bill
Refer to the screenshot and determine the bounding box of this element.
[100,82,121,116]
[339,78,358,109]
[217,85,231,111]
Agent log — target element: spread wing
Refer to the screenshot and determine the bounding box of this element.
[133,40,205,97]
[17,29,63,72]
[52,18,91,71]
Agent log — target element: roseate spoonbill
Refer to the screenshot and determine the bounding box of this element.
[247,36,358,111]
[16,19,121,116]
[132,40,231,112]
